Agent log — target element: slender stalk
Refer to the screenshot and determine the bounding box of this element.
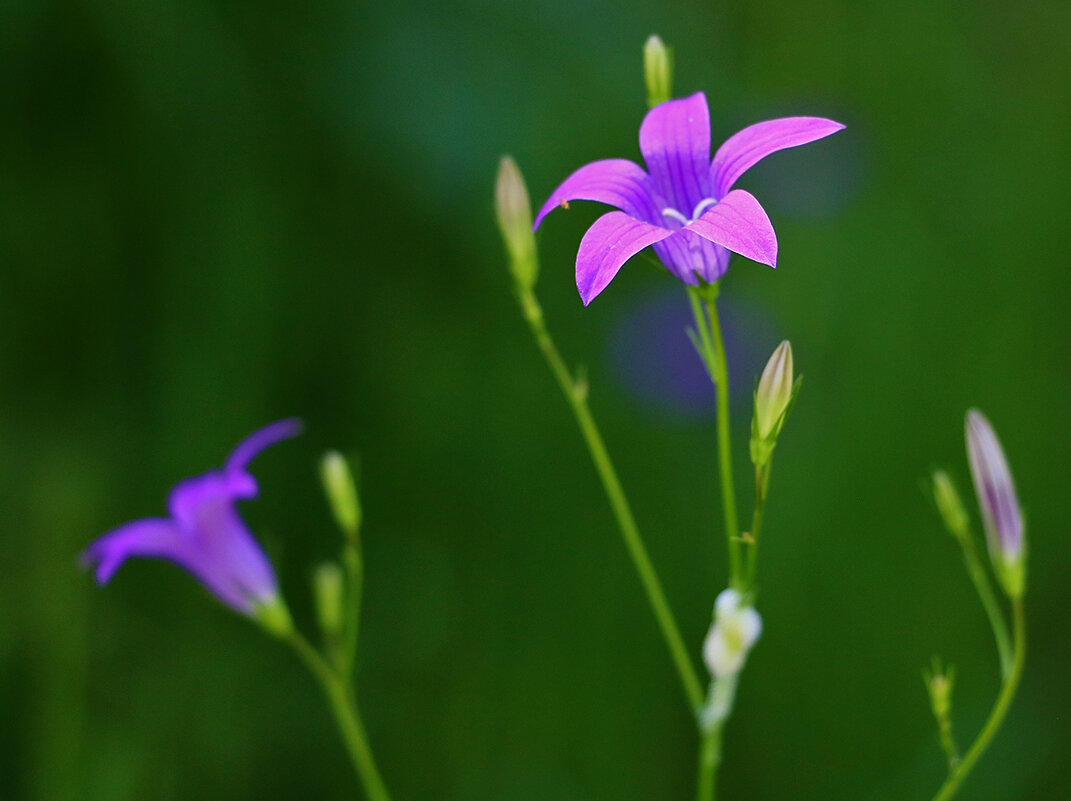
[958,534,1014,678]
[687,286,741,586]
[285,630,392,801]
[696,727,721,801]
[744,461,772,590]
[518,288,705,711]
[929,598,1026,801]
[696,674,738,801]
[341,541,364,676]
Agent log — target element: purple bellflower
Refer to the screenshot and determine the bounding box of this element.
[82,419,302,615]
[965,409,1025,595]
[534,92,844,304]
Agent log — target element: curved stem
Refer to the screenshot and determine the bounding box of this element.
[285,631,393,801]
[959,534,1014,678]
[517,288,705,711]
[929,598,1025,801]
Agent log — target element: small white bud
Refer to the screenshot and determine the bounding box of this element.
[703,589,762,679]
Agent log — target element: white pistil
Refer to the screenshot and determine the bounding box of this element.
[691,197,717,220]
[661,196,719,228]
[660,207,690,226]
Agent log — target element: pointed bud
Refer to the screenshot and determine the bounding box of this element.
[643,35,673,108]
[927,668,954,722]
[932,470,969,540]
[702,589,762,680]
[750,341,797,466]
[320,451,361,542]
[965,409,1025,597]
[313,562,345,639]
[755,341,793,439]
[495,156,538,290]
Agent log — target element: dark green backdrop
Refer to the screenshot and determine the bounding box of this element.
[2,1,1068,799]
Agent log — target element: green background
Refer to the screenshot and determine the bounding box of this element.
[2,1,1068,799]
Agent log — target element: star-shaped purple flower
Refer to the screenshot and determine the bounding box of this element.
[82,419,302,615]
[534,92,844,304]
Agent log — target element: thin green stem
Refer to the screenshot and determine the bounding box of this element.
[518,288,705,711]
[285,631,392,801]
[929,598,1025,801]
[696,727,720,801]
[341,542,364,676]
[687,286,741,586]
[957,533,1013,678]
[744,461,772,591]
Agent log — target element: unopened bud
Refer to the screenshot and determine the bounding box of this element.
[751,341,797,465]
[643,35,672,108]
[320,451,361,541]
[932,470,969,539]
[313,562,345,638]
[495,156,538,289]
[965,409,1026,597]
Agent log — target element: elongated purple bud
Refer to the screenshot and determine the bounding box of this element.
[965,409,1025,596]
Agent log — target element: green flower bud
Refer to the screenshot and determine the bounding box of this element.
[643,35,673,108]
[931,470,969,540]
[320,450,361,541]
[755,341,794,440]
[313,562,345,639]
[495,156,538,290]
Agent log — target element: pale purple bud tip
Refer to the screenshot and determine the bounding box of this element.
[965,409,1024,570]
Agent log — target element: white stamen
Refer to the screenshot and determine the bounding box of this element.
[691,197,718,220]
[661,207,689,226]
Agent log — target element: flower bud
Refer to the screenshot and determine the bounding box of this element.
[643,35,672,108]
[702,589,762,680]
[495,156,538,290]
[750,341,796,466]
[931,469,969,539]
[755,341,793,438]
[320,450,361,542]
[965,409,1025,597]
[313,562,345,639]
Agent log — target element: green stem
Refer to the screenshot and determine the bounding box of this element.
[341,542,364,676]
[929,598,1026,801]
[285,631,392,801]
[696,727,721,801]
[687,286,741,586]
[958,533,1014,678]
[744,461,772,591]
[518,288,704,711]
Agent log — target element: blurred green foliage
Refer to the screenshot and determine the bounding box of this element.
[2,1,1069,799]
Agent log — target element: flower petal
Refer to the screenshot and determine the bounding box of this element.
[533,158,658,230]
[576,212,673,305]
[651,233,731,285]
[639,92,712,215]
[710,116,845,197]
[684,190,778,268]
[82,518,189,584]
[225,418,303,476]
[165,472,280,607]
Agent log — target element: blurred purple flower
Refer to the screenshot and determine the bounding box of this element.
[534,92,843,305]
[82,419,302,614]
[965,409,1024,566]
